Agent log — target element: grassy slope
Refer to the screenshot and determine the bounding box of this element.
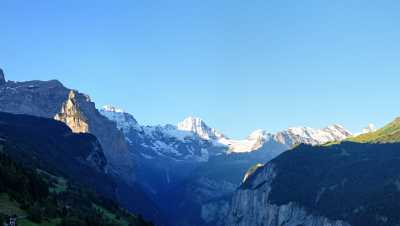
[17,218,61,226]
[0,194,26,216]
[0,194,59,226]
[349,117,400,143]
[0,146,151,226]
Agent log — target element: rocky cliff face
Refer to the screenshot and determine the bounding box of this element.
[100,105,353,226]
[0,68,5,85]
[224,164,350,226]
[0,73,134,184]
[224,141,400,226]
[55,90,89,133]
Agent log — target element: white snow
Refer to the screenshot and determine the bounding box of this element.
[362,123,376,134]
[177,116,225,140]
[102,105,124,113]
[100,105,141,133]
[100,105,353,161]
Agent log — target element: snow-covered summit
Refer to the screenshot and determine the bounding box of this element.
[102,104,125,113]
[100,105,353,161]
[362,123,376,134]
[274,124,352,147]
[100,105,140,132]
[218,129,271,153]
[177,116,225,140]
[222,124,352,153]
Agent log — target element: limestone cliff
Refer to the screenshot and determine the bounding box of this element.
[55,90,89,133]
[0,74,134,184]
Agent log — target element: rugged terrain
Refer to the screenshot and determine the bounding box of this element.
[100,106,352,226]
[0,70,356,226]
[224,117,400,226]
[0,76,134,183]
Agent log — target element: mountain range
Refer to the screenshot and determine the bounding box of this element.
[2,69,399,226]
[99,105,352,226]
[100,105,352,160]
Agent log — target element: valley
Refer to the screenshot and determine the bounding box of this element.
[1,70,399,226]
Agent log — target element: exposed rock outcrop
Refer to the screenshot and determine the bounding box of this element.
[0,68,5,85]
[224,141,400,226]
[55,90,89,133]
[0,78,134,184]
[224,164,350,226]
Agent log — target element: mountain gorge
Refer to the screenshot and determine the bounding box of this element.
[99,105,352,226]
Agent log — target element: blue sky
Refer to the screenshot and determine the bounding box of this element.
[1,0,400,138]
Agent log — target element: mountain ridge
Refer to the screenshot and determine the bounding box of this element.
[100,105,352,157]
[349,117,400,143]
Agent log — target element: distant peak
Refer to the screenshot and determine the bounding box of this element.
[178,116,205,126]
[324,124,352,136]
[177,116,207,132]
[102,105,125,113]
[248,129,268,139]
[362,123,376,134]
[326,124,346,130]
[177,116,223,140]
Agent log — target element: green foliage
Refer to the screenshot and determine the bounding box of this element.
[18,218,61,226]
[0,151,152,226]
[267,142,400,226]
[0,194,26,216]
[27,203,43,223]
[349,117,400,143]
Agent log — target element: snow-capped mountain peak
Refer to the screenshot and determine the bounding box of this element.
[275,124,352,147]
[102,104,125,113]
[100,105,139,133]
[177,116,224,140]
[100,105,353,161]
[362,123,376,134]
[248,129,269,140]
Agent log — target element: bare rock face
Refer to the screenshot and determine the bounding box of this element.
[0,68,5,85]
[0,78,135,184]
[55,90,89,133]
[224,165,351,226]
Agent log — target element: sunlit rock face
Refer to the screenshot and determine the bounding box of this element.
[55,90,89,133]
[0,75,134,184]
[224,164,350,226]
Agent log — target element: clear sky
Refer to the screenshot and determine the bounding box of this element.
[1,0,400,138]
